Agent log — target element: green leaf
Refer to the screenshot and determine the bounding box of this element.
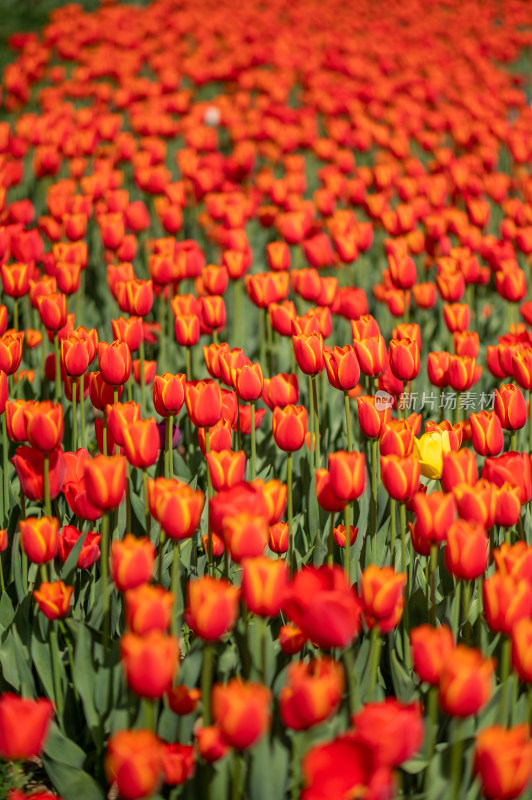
[402,756,429,775]
[10,531,25,604]
[390,648,418,703]
[31,618,55,699]
[248,737,289,800]
[0,590,14,631]
[70,620,102,749]
[42,756,105,800]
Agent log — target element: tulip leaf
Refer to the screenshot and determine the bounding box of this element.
[69,620,103,749]
[130,490,149,536]
[248,737,289,800]
[0,629,20,691]
[10,531,25,604]
[390,648,418,703]
[31,618,56,700]
[42,755,105,800]
[210,754,231,800]
[401,755,429,775]
[0,590,14,631]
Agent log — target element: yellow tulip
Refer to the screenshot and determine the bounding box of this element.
[413,430,453,480]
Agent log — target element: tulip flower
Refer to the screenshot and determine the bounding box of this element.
[105,729,162,800]
[20,516,59,564]
[283,565,362,650]
[166,685,201,716]
[111,535,155,592]
[280,658,344,731]
[444,519,489,581]
[474,725,532,800]
[184,576,240,642]
[33,580,73,620]
[241,556,289,617]
[0,694,53,760]
[98,340,132,386]
[85,454,126,511]
[301,734,393,800]
[470,410,503,456]
[212,679,271,749]
[58,525,100,570]
[389,338,420,381]
[125,585,175,635]
[410,624,455,686]
[353,699,424,768]
[120,631,179,699]
[161,743,195,787]
[184,379,222,429]
[360,564,406,634]
[439,645,494,717]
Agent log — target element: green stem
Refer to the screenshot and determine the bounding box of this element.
[186,346,192,383]
[139,336,146,416]
[49,621,63,719]
[232,751,243,800]
[250,403,256,480]
[511,431,517,451]
[425,686,438,775]
[80,377,86,448]
[400,502,411,667]
[308,374,315,467]
[143,698,155,731]
[371,438,378,556]
[2,413,7,528]
[344,502,351,582]
[327,512,335,566]
[450,718,464,800]
[462,580,472,644]
[451,579,462,643]
[103,413,108,457]
[58,619,80,704]
[499,636,511,726]
[368,625,381,696]
[165,416,172,479]
[101,512,110,655]
[266,312,274,377]
[72,380,78,451]
[171,542,181,638]
[430,545,438,626]
[13,298,18,331]
[287,453,294,575]
[44,452,51,517]
[390,499,396,567]
[159,292,166,369]
[454,392,461,426]
[54,333,61,403]
[125,462,131,534]
[311,374,321,469]
[400,502,407,576]
[158,531,166,584]
[201,644,214,726]
[344,391,353,452]
[143,468,151,538]
[342,648,359,714]
[529,390,532,454]
[259,306,266,371]
[290,732,301,800]
[113,388,119,453]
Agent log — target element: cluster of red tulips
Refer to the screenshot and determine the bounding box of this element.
[2,0,532,798]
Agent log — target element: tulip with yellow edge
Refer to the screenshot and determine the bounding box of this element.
[413,430,454,480]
